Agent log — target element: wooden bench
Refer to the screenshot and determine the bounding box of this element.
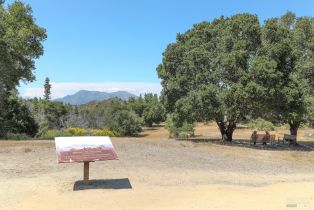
[250,134,276,145]
[282,134,297,145]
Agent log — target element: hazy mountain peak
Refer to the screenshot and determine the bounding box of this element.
[54,90,137,105]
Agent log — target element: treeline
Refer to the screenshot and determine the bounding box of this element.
[0,91,165,139]
[157,12,314,143]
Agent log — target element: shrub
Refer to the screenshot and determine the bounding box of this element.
[177,122,195,139]
[248,118,275,131]
[5,133,31,140]
[178,131,191,139]
[36,120,49,138]
[165,114,195,138]
[38,129,72,139]
[112,130,121,137]
[0,119,9,138]
[109,110,142,136]
[92,129,117,137]
[67,127,87,136]
[165,114,179,137]
[3,96,38,137]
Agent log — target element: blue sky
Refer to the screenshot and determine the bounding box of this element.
[7,0,313,98]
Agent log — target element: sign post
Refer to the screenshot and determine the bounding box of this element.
[55,137,118,185]
[83,161,90,184]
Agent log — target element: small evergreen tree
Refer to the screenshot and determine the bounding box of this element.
[44,77,51,100]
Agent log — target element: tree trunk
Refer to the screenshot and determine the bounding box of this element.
[216,119,236,142]
[289,121,300,145]
[289,122,299,136]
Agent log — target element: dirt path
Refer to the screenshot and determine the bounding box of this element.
[1,175,314,210]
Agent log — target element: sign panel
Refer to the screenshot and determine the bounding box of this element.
[55,136,118,163]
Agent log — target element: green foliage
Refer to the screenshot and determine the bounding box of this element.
[158,13,262,141]
[128,96,145,117]
[37,127,119,139]
[67,127,87,136]
[74,99,142,136]
[108,110,142,136]
[165,114,194,138]
[44,77,51,100]
[142,94,165,127]
[247,118,275,132]
[91,129,118,137]
[4,133,31,140]
[68,127,117,137]
[0,118,9,138]
[165,114,178,137]
[2,93,38,137]
[250,12,314,136]
[0,1,46,91]
[0,1,46,138]
[128,94,166,127]
[36,119,48,138]
[30,99,71,130]
[38,129,72,139]
[157,12,314,141]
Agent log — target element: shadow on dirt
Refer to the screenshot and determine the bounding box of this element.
[142,124,165,131]
[177,138,314,152]
[73,178,132,191]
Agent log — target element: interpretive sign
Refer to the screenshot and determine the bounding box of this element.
[55,136,118,163]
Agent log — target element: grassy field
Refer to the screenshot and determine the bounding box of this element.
[1,123,314,210]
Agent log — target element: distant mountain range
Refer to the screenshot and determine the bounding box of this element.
[54,90,137,105]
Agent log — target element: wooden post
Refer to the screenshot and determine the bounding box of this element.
[83,161,90,184]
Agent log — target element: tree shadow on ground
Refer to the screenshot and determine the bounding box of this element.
[73,178,132,191]
[142,124,165,131]
[136,133,150,138]
[177,138,313,152]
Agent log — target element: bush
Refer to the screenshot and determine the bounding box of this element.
[36,120,49,138]
[109,110,142,136]
[3,96,38,137]
[177,122,195,138]
[67,127,87,136]
[178,131,192,139]
[165,114,195,138]
[36,128,119,139]
[0,118,9,138]
[165,114,179,137]
[38,129,72,139]
[5,133,31,140]
[247,118,275,131]
[91,129,118,137]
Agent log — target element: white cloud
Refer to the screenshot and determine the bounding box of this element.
[21,82,162,99]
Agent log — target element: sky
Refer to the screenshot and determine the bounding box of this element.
[5,0,314,99]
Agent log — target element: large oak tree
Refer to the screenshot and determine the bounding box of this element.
[157,12,314,142]
[157,14,262,141]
